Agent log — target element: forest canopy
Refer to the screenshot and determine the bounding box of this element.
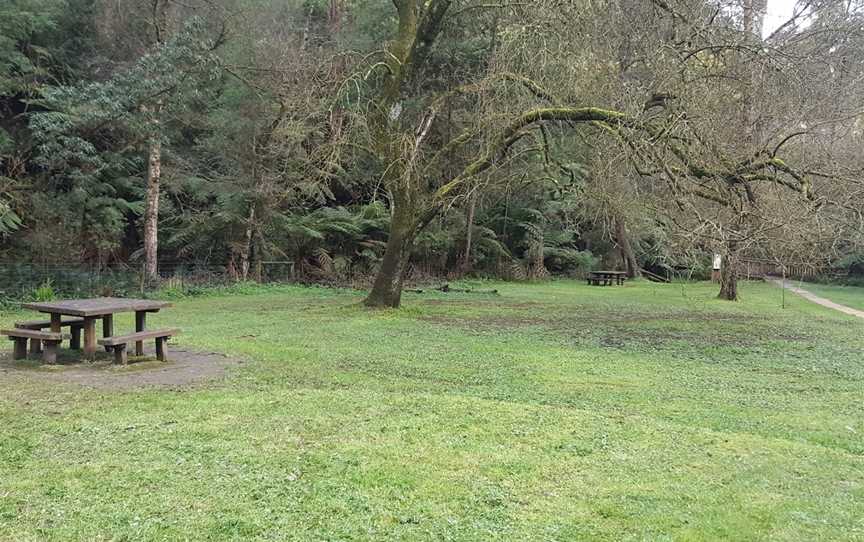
[1,0,863,306]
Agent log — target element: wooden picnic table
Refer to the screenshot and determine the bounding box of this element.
[587,270,627,286]
[21,297,172,360]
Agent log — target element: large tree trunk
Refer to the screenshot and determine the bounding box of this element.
[614,218,640,279]
[527,229,548,280]
[364,205,417,308]
[718,243,740,301]
[144,132,161,283]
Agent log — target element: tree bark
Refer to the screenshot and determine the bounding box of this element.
[614,218,640,278]
[240,205,255,281]
[142,3,171,285]
[328,0,343,35]
[300,6,313,51]
[459,194,476,274]
[718,243,740,301]
[527,229,547,280]
[741,0,766,147]
[742,0,767,38]
[144,127,161,283]
[364,205,417,308]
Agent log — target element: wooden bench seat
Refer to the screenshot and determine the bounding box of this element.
[2,329,70,363]
[98,328,180,365]
[15,317,85,353]
[15,317,84,329]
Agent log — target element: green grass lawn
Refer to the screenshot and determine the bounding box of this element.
[799,282,864,313]
[1,280,862,541]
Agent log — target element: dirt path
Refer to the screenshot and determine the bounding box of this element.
[0,347,244,390]
[769,278,864,319]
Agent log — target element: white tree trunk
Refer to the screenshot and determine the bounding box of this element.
[144,126,161,282]
[240,206,255,281]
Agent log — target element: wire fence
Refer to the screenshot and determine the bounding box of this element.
[0,258,842,306]
[0,263,142,301]
[0,261,304,303]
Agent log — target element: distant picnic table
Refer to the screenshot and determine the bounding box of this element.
[587,270,627,286]
[3,297,179,364]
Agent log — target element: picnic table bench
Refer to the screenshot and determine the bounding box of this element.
[5,297,179,364]
[1,329,69,363]
[15,317,84,354]
[100,328,179,365]
[587,270,627,286]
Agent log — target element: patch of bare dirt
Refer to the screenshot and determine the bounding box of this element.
[0,347,244,391]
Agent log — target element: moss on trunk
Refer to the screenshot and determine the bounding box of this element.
[364,203,417,308]
[718,245,740,301]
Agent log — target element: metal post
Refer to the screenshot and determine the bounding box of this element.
[781,266,786,309]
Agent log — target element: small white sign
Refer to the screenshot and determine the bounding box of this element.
[713,254,722,270]
[388,102,402,121]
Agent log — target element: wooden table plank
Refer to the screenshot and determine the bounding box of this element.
[99,328,180,345]
[1,329,66,340]
[22,297,171,317]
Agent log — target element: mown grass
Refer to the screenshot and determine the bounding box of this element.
[1,280,862,541]
[800,282,864,312]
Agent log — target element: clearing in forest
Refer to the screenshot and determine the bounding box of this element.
[1,280,862,541]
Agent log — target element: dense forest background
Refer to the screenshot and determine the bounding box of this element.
[1,0,863,305]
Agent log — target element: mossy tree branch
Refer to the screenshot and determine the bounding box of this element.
[417,104,814,227]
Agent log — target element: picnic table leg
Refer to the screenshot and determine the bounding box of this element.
[155,337,168,362]
[42,312,61,359]
[113,344,128,365]
[50,313,61,333]
[29,338,42,356]
[70,324,82,350]
[83,317,97,361]
[135,311,146,356]
[102,314,113,352]
[12,338,27,360]
[42,340,58,364]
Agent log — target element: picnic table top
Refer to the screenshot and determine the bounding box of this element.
[22,297,172,317]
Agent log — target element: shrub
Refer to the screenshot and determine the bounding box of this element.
[32,279,56,302]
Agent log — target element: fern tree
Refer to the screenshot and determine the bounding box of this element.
[30,17,224,272]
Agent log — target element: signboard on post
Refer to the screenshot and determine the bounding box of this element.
[712,254,722,282]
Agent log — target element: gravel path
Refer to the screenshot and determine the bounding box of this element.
[770,278,864,319]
